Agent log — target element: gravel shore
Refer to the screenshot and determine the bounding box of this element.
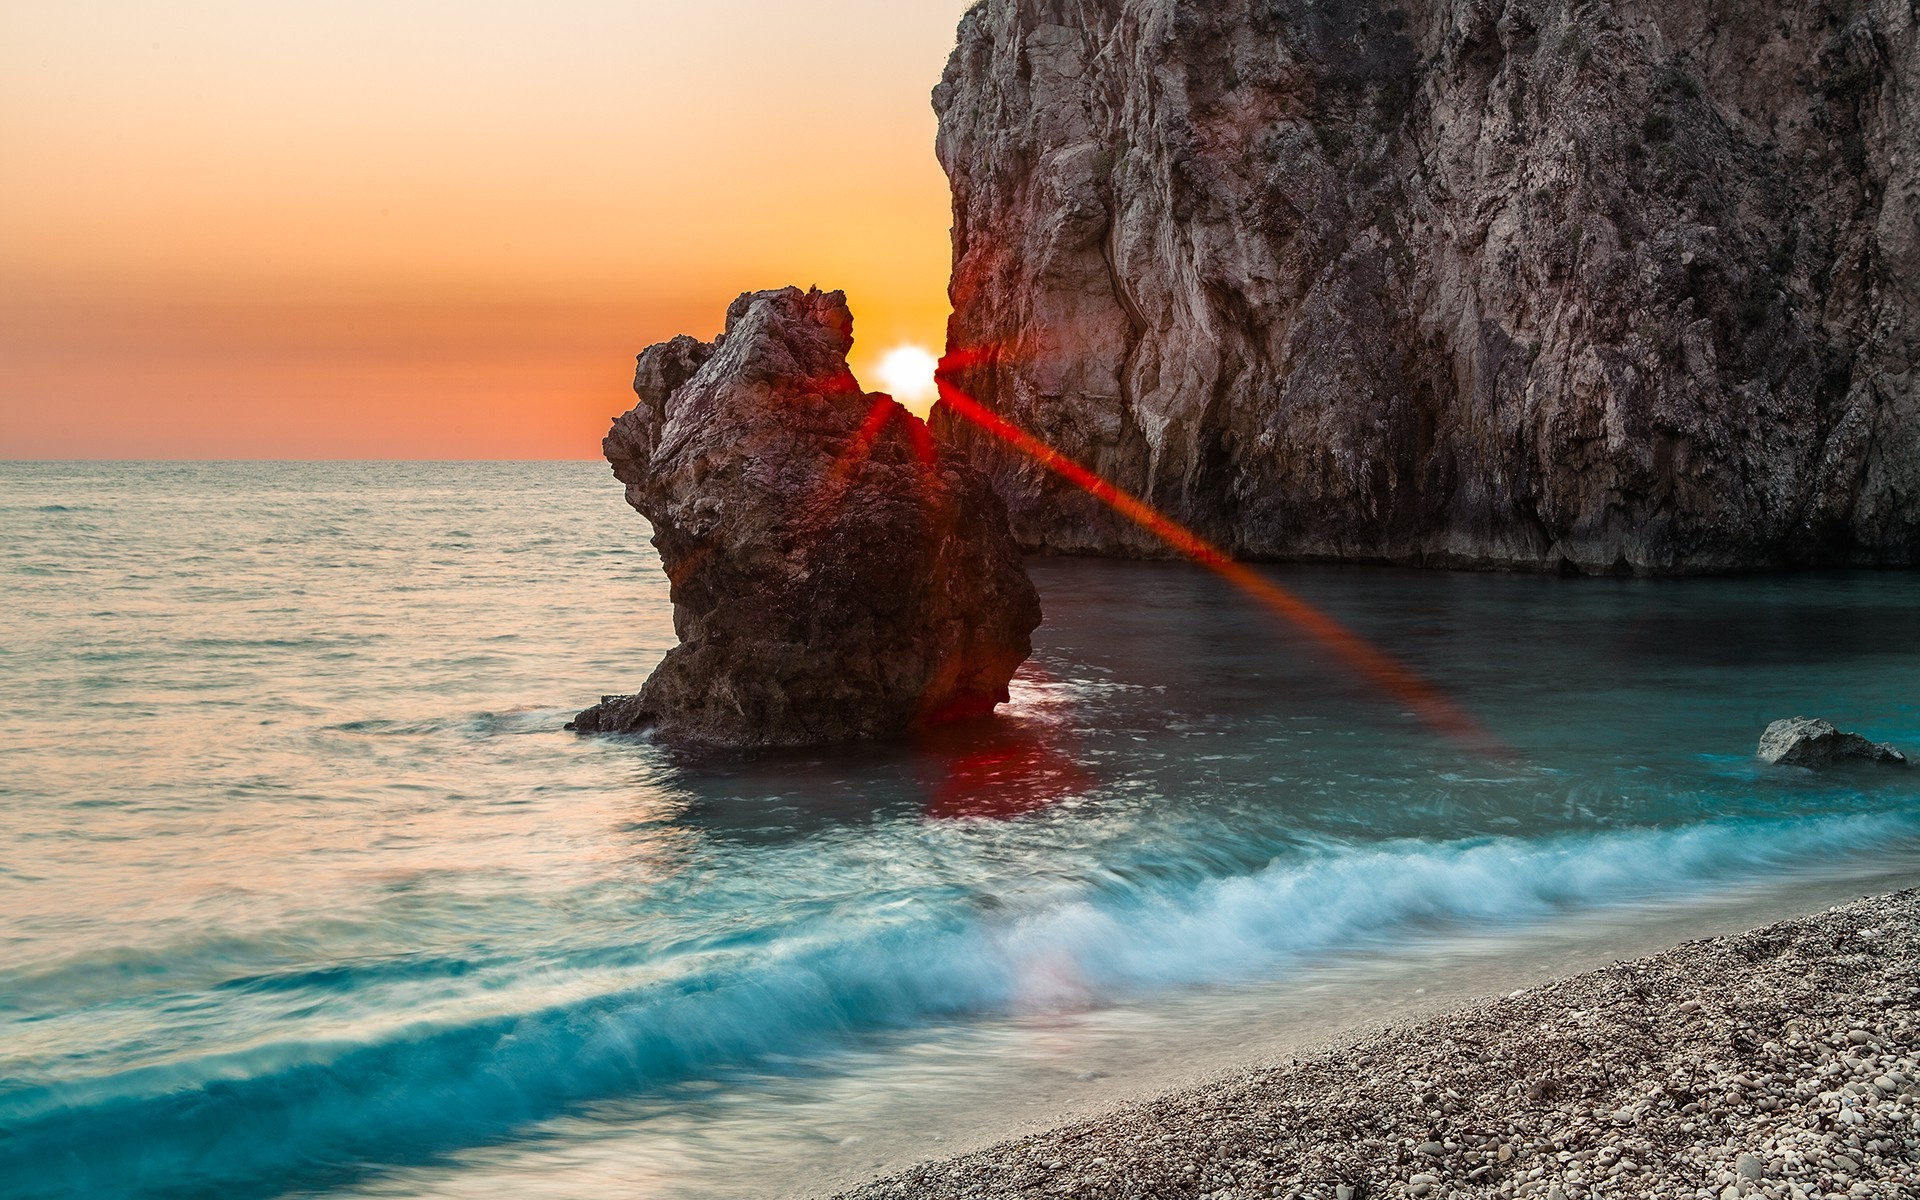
[834,891,1920,1200]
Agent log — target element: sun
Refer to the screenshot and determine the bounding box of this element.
[876,345,940,405]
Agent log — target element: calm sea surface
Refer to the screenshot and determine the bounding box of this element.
[2,462,1917,1199]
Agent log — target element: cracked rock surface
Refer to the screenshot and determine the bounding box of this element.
[572,287,1040,746]
[932,0,1920,572]
[835,891,1920,1200]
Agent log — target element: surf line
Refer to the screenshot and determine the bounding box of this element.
[934,370,1508,758]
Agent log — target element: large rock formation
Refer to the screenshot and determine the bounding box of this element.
[931,0,1919,572]
[571,287,1041,746]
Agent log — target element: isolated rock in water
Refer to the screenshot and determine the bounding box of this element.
[1757,717,1908,767]
[932,1,1920,572]
[571,287,1041,746]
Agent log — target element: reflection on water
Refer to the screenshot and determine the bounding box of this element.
[919,718,1094,821]
[0,462,1915,1200]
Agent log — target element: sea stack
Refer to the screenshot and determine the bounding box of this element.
[571,287,1042,746]
[932,0,1919,572]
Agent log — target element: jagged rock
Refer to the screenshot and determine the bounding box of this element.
[931,0,1919,573]
[1757,717,1908,767]
[571,287,1041,746]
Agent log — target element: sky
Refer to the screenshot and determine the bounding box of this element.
[0,0,977,458]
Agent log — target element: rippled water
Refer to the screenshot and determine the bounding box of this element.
[2,462,1917,1200]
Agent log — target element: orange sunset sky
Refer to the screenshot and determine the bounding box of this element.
[1,0,977,459]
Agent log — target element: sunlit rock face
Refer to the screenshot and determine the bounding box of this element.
[572,287,1042,746]
[932,0,1920,572]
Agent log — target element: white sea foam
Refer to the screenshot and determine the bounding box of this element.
[5,811,1914,1200]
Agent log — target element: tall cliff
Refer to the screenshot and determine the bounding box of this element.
[931,0,1920,572]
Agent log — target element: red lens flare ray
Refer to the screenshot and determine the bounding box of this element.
[918,662,1093,821]
[826,394,903,488]
[903,415,940,487]
[934,373,1508,758]
[920,722,1094,821]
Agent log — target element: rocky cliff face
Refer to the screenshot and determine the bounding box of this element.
[572,287,1041,746]
[932,0,1919,572]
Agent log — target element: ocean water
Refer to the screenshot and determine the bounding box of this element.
[2,461,1917,1200]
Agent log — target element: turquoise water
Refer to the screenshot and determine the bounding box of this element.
[2,461,1917,1200]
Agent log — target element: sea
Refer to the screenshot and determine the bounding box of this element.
[2,460,1916,1200]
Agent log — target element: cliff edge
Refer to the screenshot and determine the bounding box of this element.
[932,0,1919,572]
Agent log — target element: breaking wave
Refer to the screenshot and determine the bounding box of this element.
[4,811,1913,1200]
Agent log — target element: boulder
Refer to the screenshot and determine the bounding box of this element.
[1756,717,1908,768]
[571,286,1041,746]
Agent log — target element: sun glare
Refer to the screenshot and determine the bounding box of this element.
[877,345,939,404]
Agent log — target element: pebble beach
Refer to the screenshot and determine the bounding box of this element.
[836,890,1920,1200]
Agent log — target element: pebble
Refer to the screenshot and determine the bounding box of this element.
[832,892,1920,1200]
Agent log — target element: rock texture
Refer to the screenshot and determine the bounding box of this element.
[932,0,1920,572]
[571,287,1041,746]
[1758,716,1909,767]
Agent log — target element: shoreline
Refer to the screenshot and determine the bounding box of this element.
[832,890,1920,1200]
